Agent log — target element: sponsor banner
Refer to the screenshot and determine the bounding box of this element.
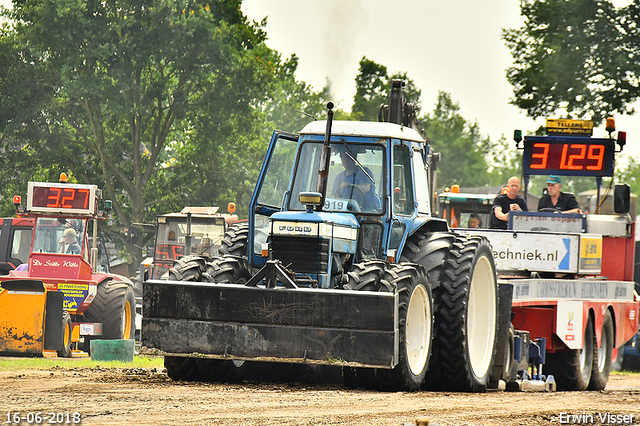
[58,282,90,312]
[511,279,635,301]
[510,212,585,233]
[579,235,602,274]
[458,230,578,273]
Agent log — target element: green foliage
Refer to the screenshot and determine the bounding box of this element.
[420,92,494,189]
[0,0,326,270]
[351,57,421,121]
[504,0,640,124]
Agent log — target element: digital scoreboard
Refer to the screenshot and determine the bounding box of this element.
[522,136,615,177]
[27,182,97,214]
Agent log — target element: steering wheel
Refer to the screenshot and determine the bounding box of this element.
[334,184,366,210]
[539,207,561,213]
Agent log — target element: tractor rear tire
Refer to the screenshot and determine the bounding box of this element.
[166,255,207,281]
[344,260,385,291]
[57,311,72,358]
[197,358,248,383]
[165,356,199,381]
[220,222,249,258]
[375,263,433,391]
[589,311,613,390]
[203,256,251,284]
[404,232,498,392]
[85,281,136,345]
[545,317,595,390]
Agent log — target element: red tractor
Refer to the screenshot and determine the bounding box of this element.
[0,175,135,357]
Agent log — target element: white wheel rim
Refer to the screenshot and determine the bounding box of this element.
[467,255,497,378]
[406,284,431,376]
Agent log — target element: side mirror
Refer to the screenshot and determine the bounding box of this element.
[614,184,631,214]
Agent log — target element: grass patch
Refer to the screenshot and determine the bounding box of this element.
[0,355,164,372]
[611,369,640,376]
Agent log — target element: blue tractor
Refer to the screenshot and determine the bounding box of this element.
[142,81,503,391]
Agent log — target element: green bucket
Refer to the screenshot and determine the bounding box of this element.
[90,339,135,362]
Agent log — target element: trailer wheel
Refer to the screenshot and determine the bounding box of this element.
[197,358,248,383]
[203,256,251,284]
[57,311,72,358]
[503,323,515,383]
[165,356,199,381]
[220,222,249,258]
[545,317,594,390]
[589,310,613,390]
[375,263,433,391]
[344,261,385,291]
[166,255,207,281]
[85,281,136,342]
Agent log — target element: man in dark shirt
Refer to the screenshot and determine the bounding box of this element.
[537,175,582,213]
[490,176,528,229]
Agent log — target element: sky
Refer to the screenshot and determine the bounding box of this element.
[1,0,638,161]
[241,0,640,162]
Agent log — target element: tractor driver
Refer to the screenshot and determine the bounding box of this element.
[59,228,81,255]
[332,147,381,212]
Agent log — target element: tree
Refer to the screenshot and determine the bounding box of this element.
[0,0,301,270]
[503,0,640,124]
[351,57,421,121]
[420,92,493,189]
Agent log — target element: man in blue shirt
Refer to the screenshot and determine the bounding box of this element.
[332,150,381,212]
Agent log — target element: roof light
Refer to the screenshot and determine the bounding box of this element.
[514,129,522,144]
[606,117,616,134]
[227,202,236,215]
[59,172,68,183]
[451,185,460,193]
[617,131,626,149]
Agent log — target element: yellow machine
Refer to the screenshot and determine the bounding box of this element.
[0,279,69,356]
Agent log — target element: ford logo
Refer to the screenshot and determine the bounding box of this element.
[279,225,312,233]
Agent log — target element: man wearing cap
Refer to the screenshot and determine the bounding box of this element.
[332,148,381,212]
[490,176,528,229]
[538,175,582,214]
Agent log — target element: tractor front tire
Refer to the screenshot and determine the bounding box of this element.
[85,281,136,346]
[203,256,251,284]
[220,222,249,258]
[344,260,385,291]
[57,311,72,358]
[197,358,248,383]
[376,263,433,391]
[165,356,199,381]
[166,255,207,281]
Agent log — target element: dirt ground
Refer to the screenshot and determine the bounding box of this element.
[1,361,639,426]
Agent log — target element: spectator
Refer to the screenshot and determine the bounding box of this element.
[538,175,582,214]
[490,176,528,229]
[468,214,482,228]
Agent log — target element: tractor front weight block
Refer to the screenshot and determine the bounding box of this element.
[142,279,399,368]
